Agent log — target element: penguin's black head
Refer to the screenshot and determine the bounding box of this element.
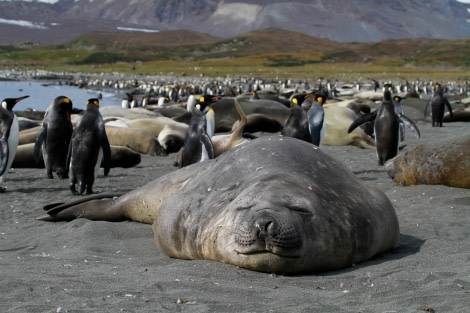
[1,95,30,111]
[198,95,221,111]
[85,98,100,110]
[383,90,392,101]
[314,93,326,106]
[290,92,312,108]
[54,96,73,113]
[290,94,303,107]
[383,83,394,93]
[393,96,405,103]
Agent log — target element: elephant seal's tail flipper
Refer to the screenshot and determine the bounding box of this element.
[38,193,125,222]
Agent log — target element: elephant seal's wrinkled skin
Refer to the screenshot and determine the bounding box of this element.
[40,136,399,274]
[385,136,470,189]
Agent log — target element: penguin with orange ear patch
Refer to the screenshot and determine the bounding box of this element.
[307,93,327,147]
[281,93,312,143]
[424,83,453,127]
[349,89,420,166]
[67,98,111,195]
[34,96,73,179]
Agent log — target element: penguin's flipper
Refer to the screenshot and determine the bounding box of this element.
[398,115,420,139]
[0,139,8,176]
[445,99,454,118]
[424,99,431,118]
[200,133,214,160]
[99,133,112,176]
[347,111,377,133]
[33,127,47,164]
[65,129,76,177]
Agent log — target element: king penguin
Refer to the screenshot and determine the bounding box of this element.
[424,83,453,127]
[180,107,214,168]
[67,98,111,195]
[0,95,29,191]
[34,96,73,179]
[307,93,327,147]
[348,89,420,165]
[187,93,197,112]
[384,83,406,145]
[281,93,312,143]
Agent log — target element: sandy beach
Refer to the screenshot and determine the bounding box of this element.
[1,112,469,312]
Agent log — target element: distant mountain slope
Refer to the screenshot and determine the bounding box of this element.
[63,28,470,67]
[0,0,469,45]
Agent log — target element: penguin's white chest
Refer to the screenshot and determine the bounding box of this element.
[1,115,19,184]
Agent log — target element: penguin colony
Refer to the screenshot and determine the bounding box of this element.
[2,76,469,192]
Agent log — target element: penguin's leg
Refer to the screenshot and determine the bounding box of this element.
[69,168,78,195]
[42,144,54,178]
[78,180,86,195]
[85,177,94,195]
[56,167,67,179]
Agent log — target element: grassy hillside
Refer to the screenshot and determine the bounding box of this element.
[0,28,468,81]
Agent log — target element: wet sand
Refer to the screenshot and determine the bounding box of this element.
[1,120,469,312]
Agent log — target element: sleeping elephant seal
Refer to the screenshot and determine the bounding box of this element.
[105,126,166,156]
[39,136,399,274]
[323,106,376,149]
[385,135,470,189]
[13,143,141,169]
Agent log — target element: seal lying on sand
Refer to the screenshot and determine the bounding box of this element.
[13,143,140,169]
[385,135,470,189]
[39,136,399,274]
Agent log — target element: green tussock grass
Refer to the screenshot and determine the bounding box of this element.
[0,28,468,82]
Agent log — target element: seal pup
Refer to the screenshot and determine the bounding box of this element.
[348,89,420,165]
[179,107,214,168]
[0,95,29,191]
[424,83,453,127]
[385,135,470,189]
[34,96,73,179]
[67,98,111,195]
[39,136,399,274]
